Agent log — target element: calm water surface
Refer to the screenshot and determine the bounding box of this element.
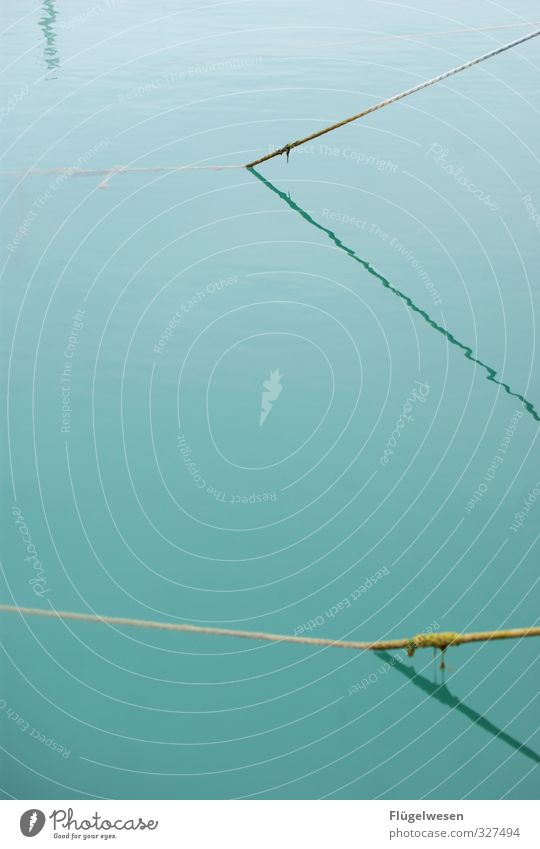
[1,0,539,799]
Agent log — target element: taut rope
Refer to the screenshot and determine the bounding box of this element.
[1,605,539,656]
[245,28,540,168]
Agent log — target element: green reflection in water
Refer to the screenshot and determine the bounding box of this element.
[249,168,539,423]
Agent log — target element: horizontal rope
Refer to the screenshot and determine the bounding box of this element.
[0,164,244,178]
[245,27,540,167]
[1,605,539,654]
[3,24,539,182]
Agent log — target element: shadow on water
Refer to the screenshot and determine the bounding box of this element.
[376,650,540,765]
[249,168,539,423]
[39,0,60,74]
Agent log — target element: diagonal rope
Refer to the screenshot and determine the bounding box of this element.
[0,605,539,655]
[246,27,540,167]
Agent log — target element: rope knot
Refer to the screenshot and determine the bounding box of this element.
[406,631,460,657]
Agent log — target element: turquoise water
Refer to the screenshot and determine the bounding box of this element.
[1,0,539,800]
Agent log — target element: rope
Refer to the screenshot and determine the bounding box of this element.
[250,168,540,422]
[0,164,244,178]
[3,24,539,182]
[319,21,540,48]
[245,27,540,168]
[1,605,539,654]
